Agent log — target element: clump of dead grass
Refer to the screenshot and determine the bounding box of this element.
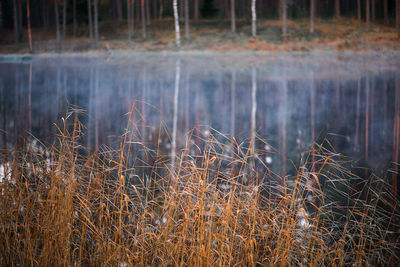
[0,110,399,266]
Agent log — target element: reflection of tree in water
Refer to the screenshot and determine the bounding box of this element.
[1,56,399,183]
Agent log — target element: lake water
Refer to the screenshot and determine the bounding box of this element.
[1,53,399,177]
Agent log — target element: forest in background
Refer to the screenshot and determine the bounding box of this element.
[0,0,400,52]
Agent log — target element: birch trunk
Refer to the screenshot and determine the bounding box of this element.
[251,0,257,37]
[173,0,181,47]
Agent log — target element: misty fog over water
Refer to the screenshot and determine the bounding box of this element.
[1,53,399,176]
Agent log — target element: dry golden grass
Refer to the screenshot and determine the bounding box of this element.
[2,17,400,53]
[0,109,399,266]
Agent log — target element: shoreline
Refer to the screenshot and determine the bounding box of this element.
[1,18,399,57]
[2,49,400,58]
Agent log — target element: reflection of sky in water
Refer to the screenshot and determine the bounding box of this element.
[0,53,399,176]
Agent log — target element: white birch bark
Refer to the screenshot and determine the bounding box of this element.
[173,0,181,47]
[251,0,256,37]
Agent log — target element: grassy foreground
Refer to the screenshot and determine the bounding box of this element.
[0,110,399,266]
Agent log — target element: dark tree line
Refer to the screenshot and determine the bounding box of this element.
[1,0,400,49]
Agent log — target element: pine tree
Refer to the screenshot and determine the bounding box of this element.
[201,0,218,18]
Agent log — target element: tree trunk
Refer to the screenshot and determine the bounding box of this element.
[184,0,190,38]
[357,0,361,24]
[27,0,32,52]
[278,0,282,19]
[94,0,99,46]
[63,0,67,40]
[371,0,375,22]
[282,0,287,36]
[127,0,132,40]
[251,0,257,37]
[384,0,388,25]
[73,0,77,36]
[231,0,236,33]
[335,0,340,18]
[55,0,60,44]
[194,0,199,20]
[310,0,315,33]
[179,0,184,22]
[42,0,47,29]
[116,0,123,21]
[146,0,151,25]
[129,0,136,40]
[153,0,157,20]
[0,2,2,28]
[13,0,19,46]
[397,0,400,40]
[173,0,181,47]
[366,0,370,31]
[132,0,136,37]
[88,0,94,42]
[159,0,163,19]
[141,0,146,38]
[224,0,229,19]
[17,0,23,39]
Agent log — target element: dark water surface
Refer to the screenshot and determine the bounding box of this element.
[1,53,400,177]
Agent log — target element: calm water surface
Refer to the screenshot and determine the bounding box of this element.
[1,53,399,177]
